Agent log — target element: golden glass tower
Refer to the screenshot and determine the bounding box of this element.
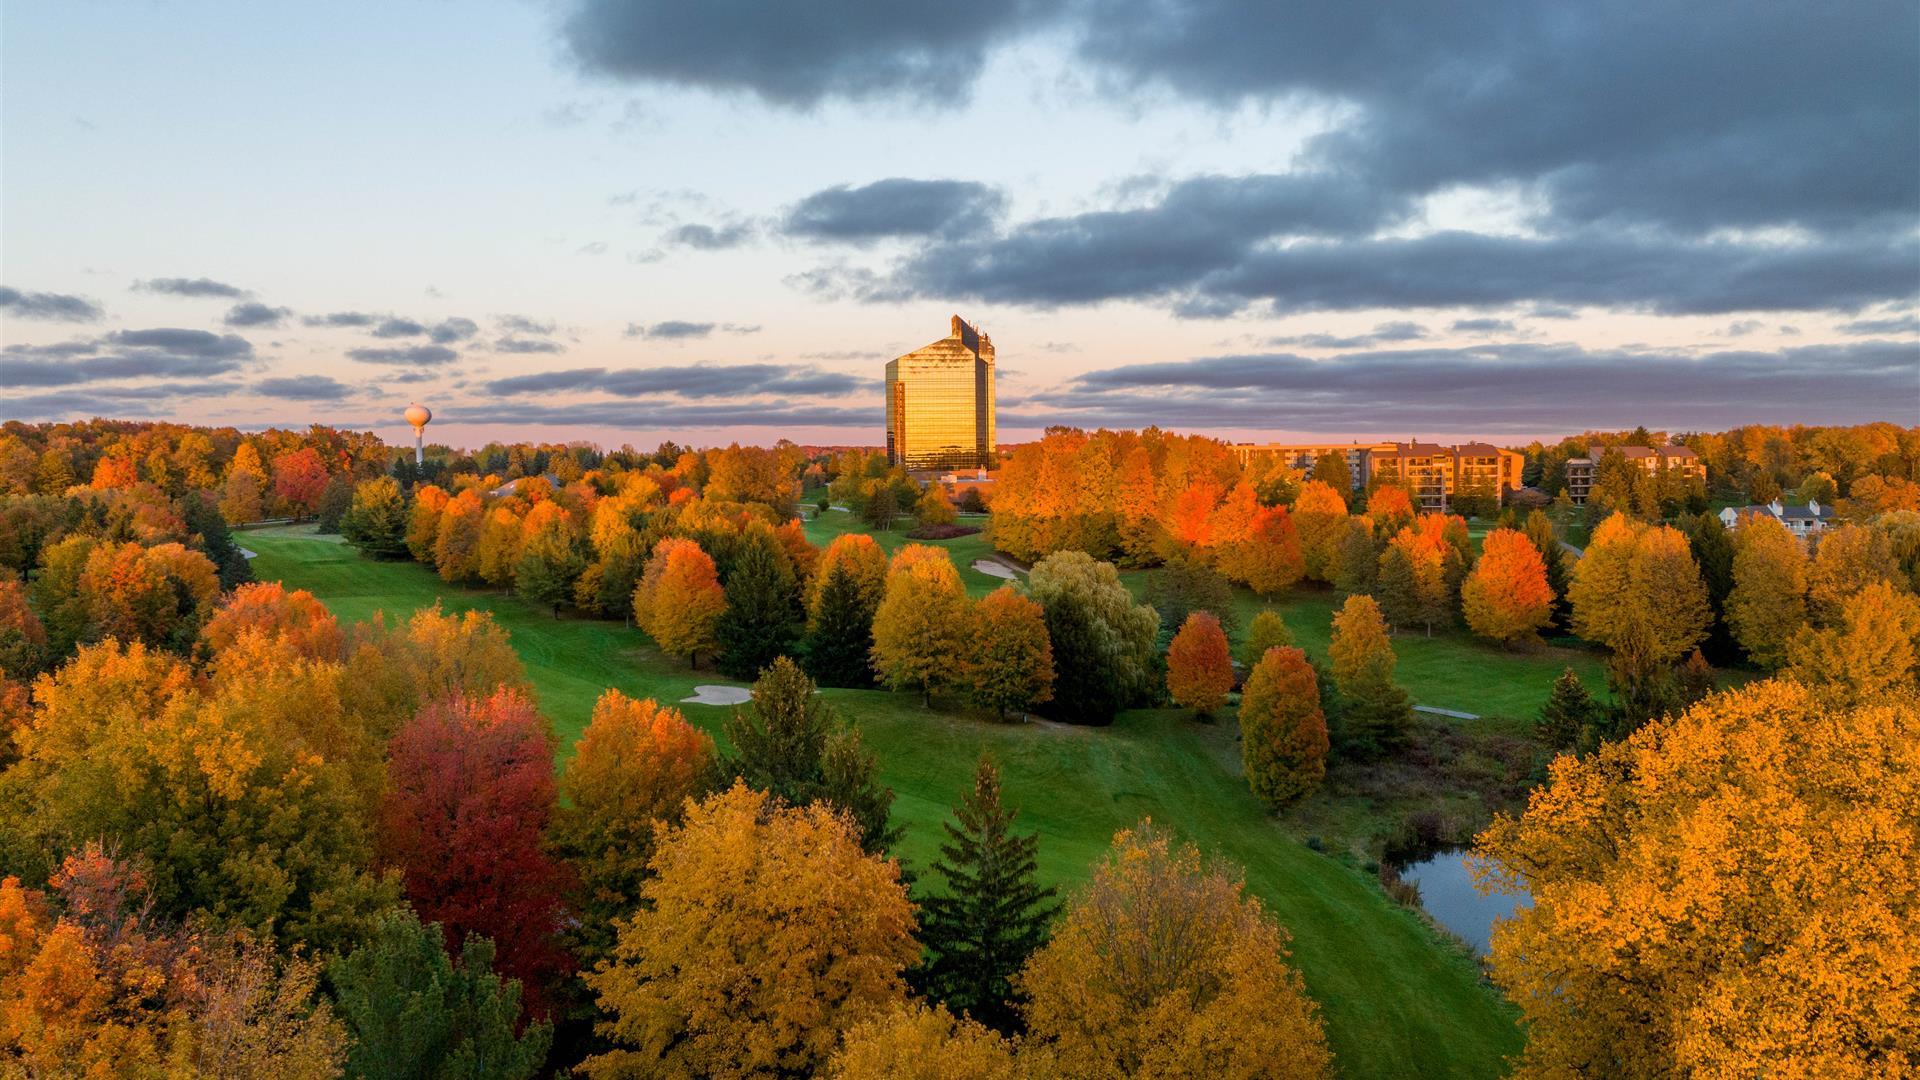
[884,315,996,470]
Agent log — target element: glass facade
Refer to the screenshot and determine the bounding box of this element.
[885,316,995,470]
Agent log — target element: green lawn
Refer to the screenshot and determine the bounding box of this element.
[246,525,1523,1079]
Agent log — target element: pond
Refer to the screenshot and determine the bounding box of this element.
[1398,849,1530,956]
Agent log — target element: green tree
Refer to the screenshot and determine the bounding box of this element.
[715,528,803,679]
[1521,509,1571,632]
[1242,609,1294,670]
[1536,667,1598,752]
[182,490,254,589]
[805,559,880,688]
[326,907,552,1080]
[916,757,1060,1034]
[1329,594,1414,756]
[863,484,899,531]
[1145,554,1238,636]
[1679,511,1736,661]
[1311,450,1351,493]
[1027,551,1160,726]
[723,656,901,853]
[1333,516,1379,597]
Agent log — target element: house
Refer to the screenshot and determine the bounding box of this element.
[1719,499,1831,538]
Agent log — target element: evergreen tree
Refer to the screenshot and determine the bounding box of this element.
[326,907,551,1080]
[1521,509,1571,632]
[916,757,1059,1033]
[1374,541,1420,631]
[804,560,879,687]
[1329,595,1414,757]
[1333,516,1378,597]
[180,490,253,589]
[341,477,412,561]
[1677,647,1715,708]
[715,529,802,679]
[1536,667,1597,752]
[1596,624,1682,746]
[863,484,899,531]
[1681,511,1737,661]
[1145,554,1238,636]
[723,657,901,852]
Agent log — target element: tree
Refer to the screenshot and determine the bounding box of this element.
[1165,611,1233,718]
[326,907,551,1080]
[1785,581,1920,706]
[715,526,803,679]
[1144,553,1238,636]
[78,540,221,653]
[965,586,1054,720]
[918,483,958,527]
[1376,528,1450,635]
[1476,680,1920,1078]
[272,447,330,521]
[582,783,918,1080]
[1292,480,1349,583]
[633,537,726,667]
[0,575,49,679]
[405,484,451,562]
[863,484,900,531]
[1017,822,1332,1078]
[181,489,253,589]
[1239,646,1329,808]
[506,501,579,617]
[1726,512,1807,668]
[870,544,972,705]
[803,533,889,687]
[1462,528,1555,645]
[1569,513,1711,665]
[380,688,572,1015]
[219,443,269,525]
[1329,594,1413,755]
[553,691,715,965]
[829,1002,1022,1080]
[1332,515,1380,597]
[1805,522,1903,625]
[723,656,900,853]
[1242,609,1293,670]
[1535,667,1598,752]
[433,490,485,583]
[474,506,523,589]
[1027,551,1160,726]
[1311,450,1351,492]
[1521,509,1572,632]
[917,757,1060,1033]
[1679,511,1736,660]
[199,581,344,661]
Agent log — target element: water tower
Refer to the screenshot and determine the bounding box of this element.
[405,403,432,465]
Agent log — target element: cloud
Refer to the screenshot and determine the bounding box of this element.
[664,222,755,250]
[484,363,864,398]
[1270,320,1427,349]
[784,179,1006,242]
[1019,339,1918,432]
[133,276,247,298]
[302,311,379,328]
[558,0,1049,107]
[372,317,428,338]
[6,382,246,419]
[0,287,103,322]
[497,315,558,335]
[429,317,479,343]
[1840,313,1920,336]
[346,344,460,367]
[257,374,352,400]
[438,400,883,429]
[1450,318,1518,334]
[494,337,567,354]
[2,327,255,389]
[577,240,609,255]
[626,320,714,340]
[224,301,291,328]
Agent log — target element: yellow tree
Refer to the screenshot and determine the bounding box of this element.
[1164,611,1233,718]
[433,489,485,583]
[1329,593,1413,754]
[870,544,972,705]
[1461,528,1555,645]
[633,538,726,668]
[1476,680,1920,1078]
[1017,821,1332,1079]
[808,533,889,625]
[1569,513,1710,664]
[1805,522,1904,625]
[1238,646,1328,808]
[1726,511,1807,668]
[583,783,917,1080]
[1785,581,1920,705]
[474,504,524,589]
[828,1002,1022,1080]
[1241,609,1293,669]
[965,586,1053,720]
[404,484,451,562]
[1292,480,1348,583]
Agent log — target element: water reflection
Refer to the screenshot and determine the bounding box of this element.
[1398,849,1529,956]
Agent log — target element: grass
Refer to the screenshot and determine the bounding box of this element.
[246,524,1524,1079]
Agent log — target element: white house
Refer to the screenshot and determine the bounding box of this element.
[1719,498,1831,538]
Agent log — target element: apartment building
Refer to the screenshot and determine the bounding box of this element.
[1370,442,1527,512]
[1231,441,1396,491]
[1565,444,1704,504]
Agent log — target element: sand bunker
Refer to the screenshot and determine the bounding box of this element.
[971,558,1022,580]
[681,685,753,706]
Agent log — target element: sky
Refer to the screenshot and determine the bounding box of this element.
[3,0,1917,452]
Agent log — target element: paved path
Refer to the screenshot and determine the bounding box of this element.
[238,547,259,560]
[1414,704,1481,720]
[681,685,752,706]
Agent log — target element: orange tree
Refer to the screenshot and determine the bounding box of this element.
[965,586,1053,720]
[1165,611,1233,718]
[1476,680,1920,1078]
[1461,527,1555,645]
[633,537,726,668]
[1238,646,1329,808]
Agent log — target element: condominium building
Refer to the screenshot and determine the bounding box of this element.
[1564,444,1704,504]
[1370,442,1526,512]
[884,315,996,471]
[1231,441,1395,490]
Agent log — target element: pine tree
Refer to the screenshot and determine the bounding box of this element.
[1375,541,1420,631]
[1238,646,1329,808]
[723,656,900,853]
[715,529,802,679]
[863,485,899,531]
[917,757,1059,1034]
[1536,667,1597,752]
[1680,511,1736,660]
[1521,510,1571,631]
[804,560,878,688]
[1333,516,1378,597]
[1329,594,1413,756]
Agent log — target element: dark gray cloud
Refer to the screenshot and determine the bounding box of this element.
[626,320,714,340]
[429,317,479,343]
[346,344,460,367]
[1270,320,1427,349]
[1840,313,1920,335]
[257,375,352,401]
[497,315,558,335]
[1450,318,1517,334]
[2,328,255,388]
[784,179,1006,242]
[0,287,103,322]
[439,400,883,429]
[1019,340,1918,432]
[6,384,244,420]
[494,337,567,354]
[224,301,291,328]
[372,317,428,338]
[133,276,248,298]
[559,0,1047,107]
[665,222,755,250]
[302,311,379,328]
[485,363,864,398]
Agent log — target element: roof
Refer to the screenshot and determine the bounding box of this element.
[1725,501,1830,523]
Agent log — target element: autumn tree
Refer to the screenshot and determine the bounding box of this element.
[965,586,1054,720]
[380,688,571,1014]
[1365,483,1416,534]
[405,484,451,562]
[1726,512,1807,668]
[1569,513,1711,665]
[803,533,889,687]
[1805,522,1904,625]
[918,482,958,527]
[1292,479,1349,583]
[1018,822,1332,1078]
[723,656,900,853]
[78,540,221,653]
[272,447,330,521]
[829,1002,1022,1080]
[1239,646,1329,808]
[917,757,1060,1033]
[1376,528,1449,635]
[1462,528,1555,645]
[513,500,583,616]
[715,525,803,679]
[219,442,269,525]
[1785,581,1920,706]
[553,691,716,964]
[1536,667,1599,752]
[199,581,344,661]
[1242,609,1293,670]
[1027,550,1160,726]
[0,574,48,679]
[326,906,551,1080]
[870,544,973,705]
[1329,594,1413,755]
[1476,680,1920,1078]
[633,537,726,668]
[474,505,523,589]
[433,490,485,583]
[1522,509,1573,631]
[582,783,918,1080]
[1165,611,1233,718]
